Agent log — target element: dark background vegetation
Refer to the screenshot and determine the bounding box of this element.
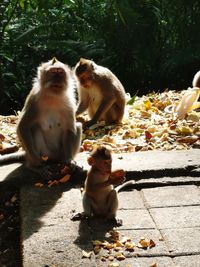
[1,0,200,114]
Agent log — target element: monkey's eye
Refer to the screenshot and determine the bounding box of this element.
[87,75,93,81]
[104,160,111,166]
[80,75,92,83]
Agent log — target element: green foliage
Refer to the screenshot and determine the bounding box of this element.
[0,0,200,114]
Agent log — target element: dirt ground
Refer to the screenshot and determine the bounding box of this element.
[0,186,21,267]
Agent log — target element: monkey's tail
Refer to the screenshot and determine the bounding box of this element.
[0,151,25,165]
[115,180,135,193]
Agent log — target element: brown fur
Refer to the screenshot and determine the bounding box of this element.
[0,58,82,171]
[83,146,125,222]
[74,58,126,127]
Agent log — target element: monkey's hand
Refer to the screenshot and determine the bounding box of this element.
[109,169,126,185]
[76,116,86,124]
[84,119,96,128]
[111,169,126,178]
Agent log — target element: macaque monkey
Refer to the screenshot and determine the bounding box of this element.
[0,58,82,176]
[82,146,126,225]
[74,58,126,128]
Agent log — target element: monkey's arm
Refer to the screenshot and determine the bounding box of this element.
[76,101,89,116]
[17,103,41,166]
[86,98,115,127]
[110,169,126,184]
[76,90,89,116]
[86,173,123,191]
[63,125,81,163]
[18,123,41,165]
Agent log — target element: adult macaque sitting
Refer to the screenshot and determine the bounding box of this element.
[74,58,126,128]
[0,58,82,178]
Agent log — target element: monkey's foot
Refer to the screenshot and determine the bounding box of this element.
[70,212,87,221]
[68,160,83,173]
[107,217,123,227]
[29,163,70,181]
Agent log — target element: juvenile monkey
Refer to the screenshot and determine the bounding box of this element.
[82,146,126,225]
[0,58,82,176]
[74,58,126,128]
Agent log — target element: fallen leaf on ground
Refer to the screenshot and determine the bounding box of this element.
[82,250,92,258]
[34,182,44,188]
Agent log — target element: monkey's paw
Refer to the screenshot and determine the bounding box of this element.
[107,217,123,227]
[70,212,87,221]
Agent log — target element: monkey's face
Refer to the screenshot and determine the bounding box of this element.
[39,60,69,92]
[89,157,112,174]
[75,59,94,89]
[98,159,112,174]
[77,72,93,89]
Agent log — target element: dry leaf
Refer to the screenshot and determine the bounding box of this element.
[1,90,200,161]
[92,240,103,246]
[10,195,17,203]
[108,263,119,267]
[48,180,59,187]
[41,155,48,161]
[115,252,125,260]
[138,237,156,249]
[59,174,70,183]
[138,239,149,249]
[120,236,131,243]
[93,246,101,254]
[109,230,120,241]
[0,133,5,141]
[159,235,164,241]
[149,239,156,248]
[124,241,135,251]
[34,182,44,188]
[108,256,114,261]
[82,250,92,258]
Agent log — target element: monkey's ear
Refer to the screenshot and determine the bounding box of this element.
[87,156,94,166]
[52,57,58,64]
[79,58,87,65]
[90,62,95,70]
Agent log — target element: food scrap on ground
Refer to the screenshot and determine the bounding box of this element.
[90,230,157,264]
[81,90,200,153]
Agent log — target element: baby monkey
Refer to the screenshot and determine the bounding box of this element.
[74,58,126,128]
[82,146,126,225]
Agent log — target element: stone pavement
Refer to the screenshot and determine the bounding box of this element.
[1,149,200,267]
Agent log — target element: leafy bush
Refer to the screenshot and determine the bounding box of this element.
[0,0,200,114]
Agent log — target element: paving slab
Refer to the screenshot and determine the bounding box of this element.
[20,184,174,267]
[77,149,200,172]
[21,183,200,266]
[118,190,145,209]
[142,185,200,208]
[1,149,200,185]
[95,256,175,267]
[160,228,200,255]
[17,148,200,267]
[0,162,22,183]
[21,186,95,267]
[117,209,156,230]
[149,206,200,229]
[173,255,200,267]
[21,186,83,240]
